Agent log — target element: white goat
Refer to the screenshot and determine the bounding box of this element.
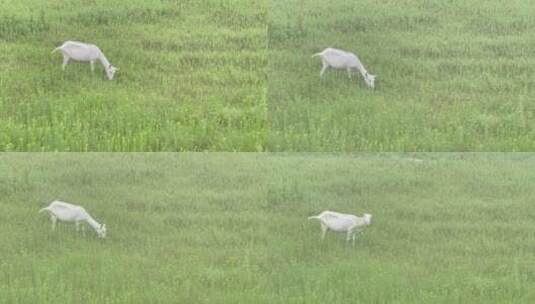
[39,200,107,238]
[311,47,376,88]
[51,41,119,80]
[308,210,371,245]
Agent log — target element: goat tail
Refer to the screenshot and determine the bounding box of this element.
[311,52,323,58]
[39,207,48,214]
[51,46,62,55]
[308,215,320,220]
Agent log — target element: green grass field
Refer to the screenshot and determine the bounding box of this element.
[268,0,535,151]
[0,0,266,151]
[2,153,535,303]
[267,153,535,303]
[4,1,535,152]
[0,153,271,303]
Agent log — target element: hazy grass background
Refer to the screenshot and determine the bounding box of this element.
[0,153,271,303]
[2,153,535,303]
[268,0,535,151]
[266,153,535,303]
[0,0,266,151]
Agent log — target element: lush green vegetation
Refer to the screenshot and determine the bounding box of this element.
[4,0,533,151]
[0,0,266,151]
[268,0,535,151]
[2,153,535,303]
[0,153,271,303]
[267,153,535,303]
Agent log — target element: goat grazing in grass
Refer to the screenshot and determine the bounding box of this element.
[39,200,107,238]
[312,47,376,88]
[308,210,371,245]
[51,41,119,80]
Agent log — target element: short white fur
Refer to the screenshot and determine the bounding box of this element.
[312,47,376,88]
[308,210,371,245]
[39,200,107,238]
[51,41,119,80]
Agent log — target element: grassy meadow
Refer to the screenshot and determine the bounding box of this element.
[267,153,535,303]
[0,153,271,303]
[0,0,266,151]
[268,0,535,151]
[2,153,535,303]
